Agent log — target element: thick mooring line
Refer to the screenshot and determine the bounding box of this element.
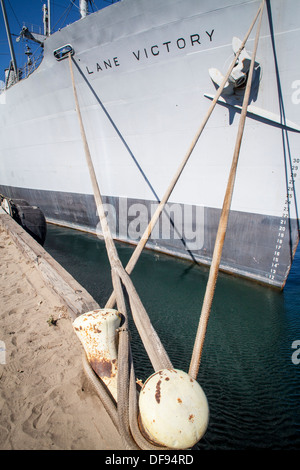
[189,0,266,380]
[68,52,172,373]
[105,0,265,310]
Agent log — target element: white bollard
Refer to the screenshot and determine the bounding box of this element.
[73,309,122,401]
[139,369,209,449]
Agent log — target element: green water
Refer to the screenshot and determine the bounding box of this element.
[44,223,300,450]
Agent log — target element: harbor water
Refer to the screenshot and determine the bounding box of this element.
[44,223,300,451]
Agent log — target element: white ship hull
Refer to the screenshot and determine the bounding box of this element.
[0,0,299,288]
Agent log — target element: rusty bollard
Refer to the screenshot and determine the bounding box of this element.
[139,369,209,449]
[73,309,122,401]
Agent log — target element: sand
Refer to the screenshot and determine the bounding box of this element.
[0,223,124,450]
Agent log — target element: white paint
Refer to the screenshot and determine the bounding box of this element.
[139,369,209,449]
[73,309,121,400]
[292,80,300,105]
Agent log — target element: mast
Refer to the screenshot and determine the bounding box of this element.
[43,1,51,36]
[48,0,51,35]
[0,0,18,82]
[43,4,49,36]
[80,0,89,18]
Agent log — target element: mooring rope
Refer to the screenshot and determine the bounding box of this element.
[68,0,266,449]
[81,351,118,428]
[189,0,266,380]
[69,52,172,449]
[68,52,171,373]
[105,0,264,311]
[111,268,140,450]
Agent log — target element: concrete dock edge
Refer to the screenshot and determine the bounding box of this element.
[0,211,100,320]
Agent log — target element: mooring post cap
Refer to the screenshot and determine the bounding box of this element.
[139,368,209,449]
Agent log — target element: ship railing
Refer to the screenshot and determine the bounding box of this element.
[19,50,44,81]
[3,49,44,90]
[22,21,44,36]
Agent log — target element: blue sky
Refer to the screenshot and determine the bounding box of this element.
[0,0,117,83]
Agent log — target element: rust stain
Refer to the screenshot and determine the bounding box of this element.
[155,379,161,404]
[90,356,113,378]
[189,414,195,422]
[177,397,182,404]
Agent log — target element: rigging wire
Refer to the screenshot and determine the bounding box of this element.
[50,1,75,33]
[90,1,99,12]
[69,0,80,10]
[6,0,22,29]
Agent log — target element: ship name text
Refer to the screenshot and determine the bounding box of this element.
[84,29,215,75]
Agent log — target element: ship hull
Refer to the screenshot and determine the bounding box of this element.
[0,0,299,288]
[1,184,298,288]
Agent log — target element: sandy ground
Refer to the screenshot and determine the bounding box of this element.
[0,224,124,450]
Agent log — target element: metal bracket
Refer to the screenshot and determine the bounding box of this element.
[53,44,74,61]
